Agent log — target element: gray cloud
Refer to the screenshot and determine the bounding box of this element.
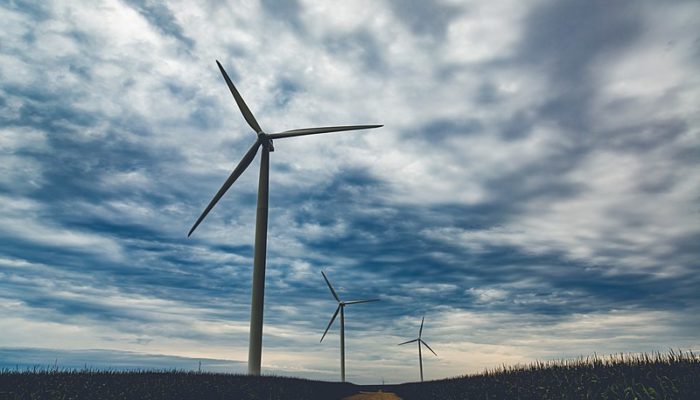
[122,0,195,49]
[388,0,462,41]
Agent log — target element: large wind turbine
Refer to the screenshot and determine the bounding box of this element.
[188,60,382,375]
[320,270,379,382]
[398,316,437,382]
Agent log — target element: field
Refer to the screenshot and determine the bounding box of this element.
[1,351,697,399]
[390,351,700,399]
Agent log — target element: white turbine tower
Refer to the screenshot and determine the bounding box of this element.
[188,61,382,375]
[398,316,437,382]
[320,270,379,382]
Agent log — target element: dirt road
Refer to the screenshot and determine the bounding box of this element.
[342,390,403,400]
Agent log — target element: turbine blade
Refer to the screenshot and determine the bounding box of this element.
[321,271,340,302]
[421,340,438,357]
[419,316,425,338]
[320,305,340,342]
[268,125,382,139]
[344,299,380,305]
[188,141,261,237]
[216,60,263,134]
[398,339,418,346]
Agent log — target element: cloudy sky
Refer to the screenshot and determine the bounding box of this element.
[1,0,699,384]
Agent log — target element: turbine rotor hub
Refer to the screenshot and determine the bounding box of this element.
[257,132,274,151]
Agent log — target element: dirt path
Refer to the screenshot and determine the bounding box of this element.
[342,390,403,400]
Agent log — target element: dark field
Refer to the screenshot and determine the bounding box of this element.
[392,351,700,400]
[1,351,697,399]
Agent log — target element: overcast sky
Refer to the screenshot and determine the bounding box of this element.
[1,0,699,384]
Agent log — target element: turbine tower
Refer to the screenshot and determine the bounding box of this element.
[188,60,382,375]
[398,316,437,382]
[320,270,379,382]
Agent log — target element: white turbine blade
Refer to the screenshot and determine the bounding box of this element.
[419,316,425,338]
[398,338,418,346]
[216,60,263,134]
[320,305,340,342]
[188,141,261,237]
[344,299,380,305]
[421,340,437,357]
[268,125,382,139]
[321,271,340,302]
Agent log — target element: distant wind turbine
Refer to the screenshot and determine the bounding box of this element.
[188,60,382,375]
[320,270,379,382]
[398,316,437,382]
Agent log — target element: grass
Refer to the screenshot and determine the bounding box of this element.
[0,351,697,399]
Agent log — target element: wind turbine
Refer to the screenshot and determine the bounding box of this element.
[320,270,379,382]
[188,60,382,376]
[398,316,437,382]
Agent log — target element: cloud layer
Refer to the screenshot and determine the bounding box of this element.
[1,0,699,383]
